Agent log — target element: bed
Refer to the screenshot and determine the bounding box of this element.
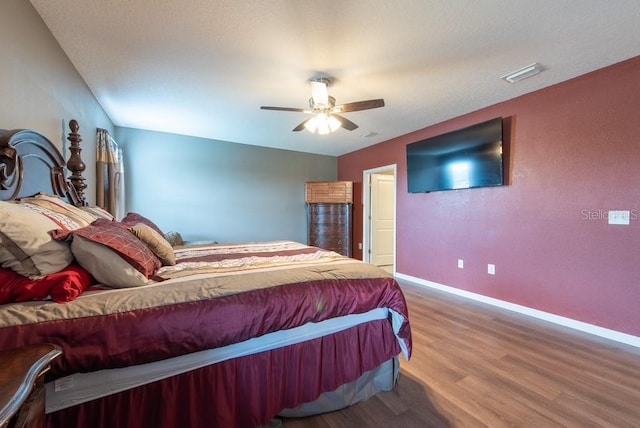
[0,121,412,428]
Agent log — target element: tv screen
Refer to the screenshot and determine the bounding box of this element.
[407,117,504,193]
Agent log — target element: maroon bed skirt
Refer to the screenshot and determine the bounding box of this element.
[46,318,401,428]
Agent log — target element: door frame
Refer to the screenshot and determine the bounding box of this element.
[362,164,397,273]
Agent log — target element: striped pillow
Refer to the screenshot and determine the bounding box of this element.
[19,194,97,231]
[80,205,115,221]
[0,201,74,277]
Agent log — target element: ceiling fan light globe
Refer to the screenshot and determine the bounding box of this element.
[304,116,318,133]
[317,116,331,134]
[328,115,341,132]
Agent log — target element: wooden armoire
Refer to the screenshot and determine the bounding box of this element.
[305,181,353,257]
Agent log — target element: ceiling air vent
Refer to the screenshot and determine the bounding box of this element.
[501,63,542,83]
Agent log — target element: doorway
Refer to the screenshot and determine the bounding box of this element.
[362,165,397,274]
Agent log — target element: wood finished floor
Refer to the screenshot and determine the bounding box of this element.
[281,279,640,427]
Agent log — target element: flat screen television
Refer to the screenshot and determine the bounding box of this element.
[406,117,504,193]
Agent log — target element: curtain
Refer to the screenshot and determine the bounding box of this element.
[96,129,125,220]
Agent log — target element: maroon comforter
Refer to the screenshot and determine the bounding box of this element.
[0,241,411,380]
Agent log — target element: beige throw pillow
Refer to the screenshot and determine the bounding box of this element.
[129,223,176,266]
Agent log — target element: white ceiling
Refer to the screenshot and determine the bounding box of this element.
[30,0,640,156]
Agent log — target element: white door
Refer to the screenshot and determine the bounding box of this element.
[370,173,395,267]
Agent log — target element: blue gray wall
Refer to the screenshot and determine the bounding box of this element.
[0,0,114,205]
[115,127,337,244]
[2,0,337,245]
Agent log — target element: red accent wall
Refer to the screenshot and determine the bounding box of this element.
[338,56,640,336]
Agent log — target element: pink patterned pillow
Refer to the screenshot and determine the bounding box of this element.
[53,219,161,279]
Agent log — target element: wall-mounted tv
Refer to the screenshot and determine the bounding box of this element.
[406,117,504,193]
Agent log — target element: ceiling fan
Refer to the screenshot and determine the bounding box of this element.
[260,78,385,134]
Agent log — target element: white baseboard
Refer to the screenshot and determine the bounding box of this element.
[395,273,640,349]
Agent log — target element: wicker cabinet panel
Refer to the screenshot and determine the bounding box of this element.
[305,181,353,203]
[307,203,352,257]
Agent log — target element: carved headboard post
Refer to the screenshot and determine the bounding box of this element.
[66,119,87,206]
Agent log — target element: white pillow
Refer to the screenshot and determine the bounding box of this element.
[70,235,154,288]
[0,201,73,277]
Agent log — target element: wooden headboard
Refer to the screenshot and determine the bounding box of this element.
[0,120,86,206]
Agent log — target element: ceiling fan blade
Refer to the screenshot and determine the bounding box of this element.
[261,106,307,112]
[292,117,313,132]
[336,99,385,113]
[332,114,359,131]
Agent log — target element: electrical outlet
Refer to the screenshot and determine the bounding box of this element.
[458,259,464,269]
[488,264,495,275]
[358,243,363,250]
[608,210,630,225]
